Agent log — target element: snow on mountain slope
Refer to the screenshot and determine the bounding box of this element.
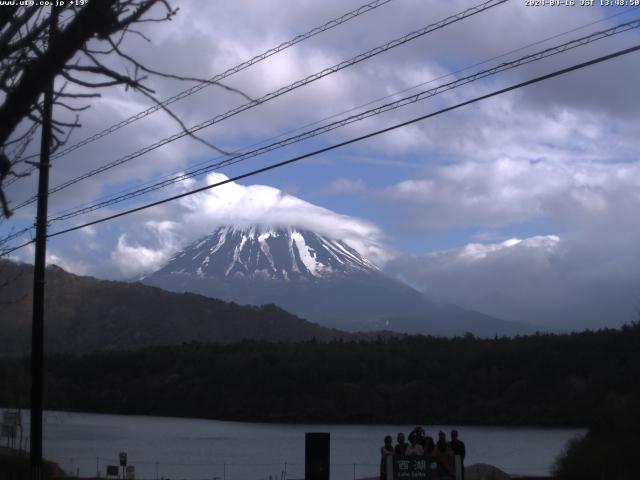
[152,226,379,281]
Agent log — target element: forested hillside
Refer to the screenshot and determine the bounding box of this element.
[2,324,639,426]
[0,260,354,355]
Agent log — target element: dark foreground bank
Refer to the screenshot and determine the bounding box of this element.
[0,448,65,479]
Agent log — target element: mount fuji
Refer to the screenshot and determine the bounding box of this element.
[152,225,379,281]
[143,226,532,337]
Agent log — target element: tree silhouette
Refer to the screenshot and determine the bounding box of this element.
[0,0,239,219]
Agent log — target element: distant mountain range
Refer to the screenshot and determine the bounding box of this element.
[143,225,534,337]
[0,259,355,356]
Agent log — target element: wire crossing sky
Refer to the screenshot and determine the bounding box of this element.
[7,0,398,184]
[10,0,508,212]
[42,5,638,221]
[3,41,639,256]
[40,18,640,225]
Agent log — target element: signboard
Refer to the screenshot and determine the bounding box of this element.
[2,411,21,427]
[106,465,119,477]
[125,465,135,479]
[119,452,128,467]
[393,456,451,480]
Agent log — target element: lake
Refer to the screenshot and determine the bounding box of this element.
[12,410,584,479]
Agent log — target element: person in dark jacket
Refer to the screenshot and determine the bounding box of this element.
[435,431,450,454]
[394,432,408,456]
[410,425,427,448]
[434,431,453,476]
[424,433,435,455]
[449,429,466,480]
[408,425,434,454]
[405,432,424,456]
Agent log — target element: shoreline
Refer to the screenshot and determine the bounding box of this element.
[2,448,554,480]
[1,405,588,429]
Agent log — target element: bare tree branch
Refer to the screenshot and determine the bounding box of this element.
[137,88,232,156]
[105,37,256,102]
[0,0,250,221]
[54,101,91,112]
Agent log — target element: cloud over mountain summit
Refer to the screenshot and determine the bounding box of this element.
[107,173,391,278]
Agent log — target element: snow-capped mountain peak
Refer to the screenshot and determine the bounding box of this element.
[154,225,379,281]
[144,225,529,338]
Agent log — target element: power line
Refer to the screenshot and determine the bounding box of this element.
[10,0,508,212]
[28,43,639,245]
[0,226,33,249]
[46,6,638,221]
[43,18,640,224]
[2,10,637,247]
[5,0,397,184]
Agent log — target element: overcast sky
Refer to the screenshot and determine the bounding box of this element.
[3,0,640,330]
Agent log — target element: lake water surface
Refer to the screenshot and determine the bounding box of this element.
[20,410,583,479]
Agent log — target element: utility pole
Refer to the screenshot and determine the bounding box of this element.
[30,6,57,480]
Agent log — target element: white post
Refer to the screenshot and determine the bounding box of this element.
[385,455,393,480]
[454,455,462,480]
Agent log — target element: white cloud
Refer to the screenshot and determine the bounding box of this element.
[325,178,366,194]
[46,252,91,276]
[5,0,638,221]
[111,235,172,278]
[7,244,90,276]
[385,234,640,331]
[457,235,560,261]
[179,173,390,261]
[101,173,391,278]
[383,156,640,230]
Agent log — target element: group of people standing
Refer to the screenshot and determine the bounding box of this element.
[380,427,466,479]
